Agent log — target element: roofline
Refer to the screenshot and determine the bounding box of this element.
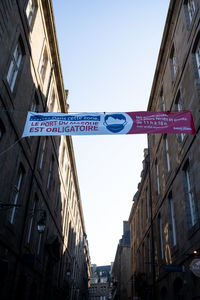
[147,0,176,111]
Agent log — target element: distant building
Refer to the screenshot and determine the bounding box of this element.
[129,0,200,299]
[0,0,90,299]
[89,264,112,300]
[111,221,131,300]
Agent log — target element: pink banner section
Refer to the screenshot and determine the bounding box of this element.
[127,111,196,135]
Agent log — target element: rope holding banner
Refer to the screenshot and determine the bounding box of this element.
[0,137,23,157]
[196,132,200,140]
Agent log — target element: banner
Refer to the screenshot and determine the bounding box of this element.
[22,111,196,137]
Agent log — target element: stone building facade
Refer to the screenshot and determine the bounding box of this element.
[111,221,131,300]
[0,0,90,299]
[129,0,200,299]
[89,264,111,300]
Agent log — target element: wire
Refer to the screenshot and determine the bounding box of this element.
[196,132,200,140]
[0,109,109,114]
[0,109,28,113]
[0,137,23,157]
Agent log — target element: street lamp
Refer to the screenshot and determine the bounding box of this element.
[37,211,46,233]
[37,211,46,254]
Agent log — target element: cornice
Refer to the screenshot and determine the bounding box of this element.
[41,0,68,113]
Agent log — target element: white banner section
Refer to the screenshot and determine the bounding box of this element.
[22,112,133,137]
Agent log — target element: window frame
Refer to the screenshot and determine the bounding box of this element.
[158,214,164,259]
[39,137,47,170]
[160,88,165,112]
[0,119,5,142]
[175,92,185,143]
[169,45,177,81]
[48,88,55,112]
[25,0,37,28]
[147,235,151,272]
[47,155,54,189]
[183,161,197,229]
[9,167,24,224]
[155,158,160,195]
[30,91,39,112]
[168,193,177,247]
[6,40,24,92]
[195,41,200,78]
[145,186,150,219]
[186,0,196,24]
[27,195,38,244]
[39,46,48,82]
[164,135,170,173]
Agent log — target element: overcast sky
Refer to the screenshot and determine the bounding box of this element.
[52,0,170,265]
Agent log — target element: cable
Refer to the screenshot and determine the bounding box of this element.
[0,109,28,113]
[0,137,23,157]
[0,109,109,114]
[196,132,200,140]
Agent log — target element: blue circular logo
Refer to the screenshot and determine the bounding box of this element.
[104,114,127,133]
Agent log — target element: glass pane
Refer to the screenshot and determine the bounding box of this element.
[6,60,14,83]
[10,70,18,92]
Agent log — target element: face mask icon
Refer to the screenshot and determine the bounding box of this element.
[103,114,127,133]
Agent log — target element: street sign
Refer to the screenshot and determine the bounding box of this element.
[164,265,184,272]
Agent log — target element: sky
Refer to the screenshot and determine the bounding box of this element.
[52,0,170,266]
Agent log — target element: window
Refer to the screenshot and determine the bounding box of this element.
[30,92,39,112]
[37,230,42,255]
[147,235,151,272]
[40,47,48,82]
[158,214,164,259]
[0,120,5,141]
[186,0,196,23]
[170,45,177,81]
[61,144,68,171]
[183,162,197,228]
[7,41,24,92]
[47,156,54,189]
[145,187,149,219]
[155,159,160,195]
[164,135,170,172]
[26,0,37,27]
[160,89,165,111]
[137,209,140,238]
[48,89,55,111]
[0,22,4,41]
[39,137,47,169]
[1,0,14,23]
[195,41,200,78]
[9,167,24,224]
[175,92,185,143]
[27,195,38,244]
[168,193,177,247]
[0,127,2,141]
[142,243,145,272]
